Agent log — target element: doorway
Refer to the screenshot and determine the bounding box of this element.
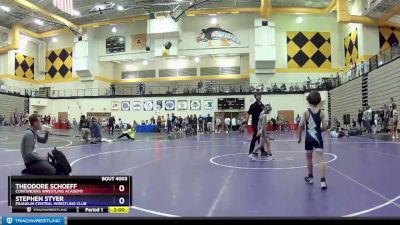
[277,110,294,123]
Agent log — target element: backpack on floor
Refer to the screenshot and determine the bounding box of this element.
[48,147,72,175]
[348,128,362,136]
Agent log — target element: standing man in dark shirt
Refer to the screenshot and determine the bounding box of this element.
[108,116,115,135]
[247,94,265,155]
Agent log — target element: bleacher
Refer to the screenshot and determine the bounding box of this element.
[367,60,400,110]
[0,93,28,124]
[330,77,362,125]
[330,57,400,126]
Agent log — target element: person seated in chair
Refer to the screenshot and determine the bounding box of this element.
[89,117,102,144]
[21,114,56,175]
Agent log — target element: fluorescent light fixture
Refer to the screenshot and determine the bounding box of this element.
[111,27,117,33]
[0,5,11,12]
[51,37,58,43]
[34,19,44,26]
[211,17,217,24]
[143,60,148,65]
[117,5,124,11]
[72,10,80,16]
[194,57,200,63]
[296,16,304,23]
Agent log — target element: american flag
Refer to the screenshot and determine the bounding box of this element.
[52,0,74,15]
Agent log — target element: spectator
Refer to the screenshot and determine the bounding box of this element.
[198,115,204,133]
[295,114,301,125]
[383,105,390,133]
[73,118,78,130]
[281,83,287,92]
[334,117,341,129]
[21,114,55,175]
[365,105,372,133]
[215,116,222,133]
[198,81,203,93]
[231,116,237,131]
[224,116,231,133]
[118,118,124,129]
[352,119,357,128]
[306,77,311,90]
[357,109,363,129]
[0,114,4,126]
[157,116,162,131]
[373,111,380,134]
[206,114,213,133]
[79,115,90,142]
[336,72,341,86]
[110,83,115,96]
[161,116,166,132]
[167,114,172,133]
[193,115,198,135]
[108,116,115,135]
[89,117,102,144]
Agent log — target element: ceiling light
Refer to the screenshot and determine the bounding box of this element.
[194,57,200,63]
[211,17,217,24]
[111,27,117,33]
[296,17,304,23]
[51,37,58,43]
[0,5,10,12]
[117,5,124,11]
[72,10,80,16]
[34,19,44,26]
[143,60,148,65]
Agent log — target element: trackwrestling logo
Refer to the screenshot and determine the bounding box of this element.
[2,217,64,225]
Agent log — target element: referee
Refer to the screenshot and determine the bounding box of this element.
[247,93,266,156]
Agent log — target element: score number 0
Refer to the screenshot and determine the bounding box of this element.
[118,184,126,205]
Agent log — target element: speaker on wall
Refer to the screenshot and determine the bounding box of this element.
[164,41,172,50]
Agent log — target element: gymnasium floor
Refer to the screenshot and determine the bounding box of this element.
[0,126,399,217]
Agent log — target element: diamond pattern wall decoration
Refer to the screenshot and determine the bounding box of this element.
[344,29,358,66]
[287,31,332,68]
[379,27,400,52]
[45,47,73,80]
[15,53,34,79]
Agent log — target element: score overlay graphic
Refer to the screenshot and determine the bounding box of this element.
[8,176,132,214]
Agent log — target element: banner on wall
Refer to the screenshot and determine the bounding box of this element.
[15,53,34,79]
[111,101,119,111]
[203,100,214,110]
[106,36,126,54]
[143,100,154,111]
[121,101,130,111]
[177,100,188,111]
[156,100,163,111]
[196,26,241,47]
[132,33,147,50]
[165,100,175,111]
[132,101,141,111]
[191,100,201,110]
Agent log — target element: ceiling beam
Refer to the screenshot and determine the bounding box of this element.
[260,0,272,18]
[378,3,400,25]
[336,0,400,29]
[13,0,79,31]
